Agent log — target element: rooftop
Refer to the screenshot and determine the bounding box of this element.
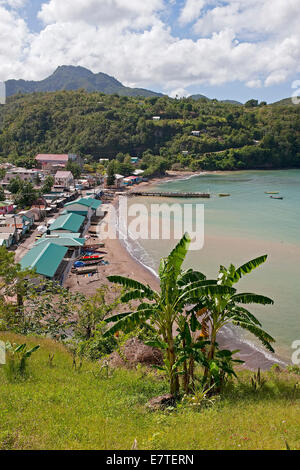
[55,171,74,178]
[36,154,69,162]
[35,237,85,248]
[64,197,102,211]
[20,242,68,278]
[49,213,85,233]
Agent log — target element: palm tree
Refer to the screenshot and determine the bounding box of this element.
[104,234,235,395]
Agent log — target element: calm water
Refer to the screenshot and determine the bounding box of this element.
[127,170,300,361]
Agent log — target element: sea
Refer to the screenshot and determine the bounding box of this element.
[123,170,300,368]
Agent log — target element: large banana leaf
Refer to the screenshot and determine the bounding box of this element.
[104,307,155,336]
[229,306,262,326]
[107,275,156,299]
[121,289,154,303]
[233,255,268,283]
[231,319,275,352]
[104,311,133,324]
[232,293,274,305]
[166,233,191,278]
[177,269,206,287]
[181,284,236,303]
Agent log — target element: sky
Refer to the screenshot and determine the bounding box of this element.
[0,0,300,103]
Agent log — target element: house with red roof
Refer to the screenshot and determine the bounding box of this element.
[35,154,82,172]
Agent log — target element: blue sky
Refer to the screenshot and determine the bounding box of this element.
[0,0,299,103]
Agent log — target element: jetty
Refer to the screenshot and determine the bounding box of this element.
[129,191,210,199]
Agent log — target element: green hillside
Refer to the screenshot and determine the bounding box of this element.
[1,333,299,450]
[0,89,299,171]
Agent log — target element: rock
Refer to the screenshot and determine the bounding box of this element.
[108,337,163,368]
[146,394,176,411]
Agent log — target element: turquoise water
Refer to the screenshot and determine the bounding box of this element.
[128,170,300,360]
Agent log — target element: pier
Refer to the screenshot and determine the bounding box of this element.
[129,191,210,198]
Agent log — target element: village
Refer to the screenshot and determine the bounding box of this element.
[0,153,147,286]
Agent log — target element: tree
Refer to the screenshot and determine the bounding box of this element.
[106,161,116,186]
[0,248,36,324]
[0,186,5,201]
[66,161,82,179]
[14,182,39,209]
[8,177,23,194]
[104,234,228,395]
[42,175,54,194]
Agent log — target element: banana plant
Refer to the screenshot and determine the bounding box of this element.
[5,342,40,377]
[196,255,275,385]
[105,233,236,396]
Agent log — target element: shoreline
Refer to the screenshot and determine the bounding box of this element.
[66,178,288,371]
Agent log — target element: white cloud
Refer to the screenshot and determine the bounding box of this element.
[0,6,30,81]
[246,80,262,88]
[179,0,205,25]
[0,0,300,94]
[38,0,164,29]
[0,0,26,8]
[169,87,189,98]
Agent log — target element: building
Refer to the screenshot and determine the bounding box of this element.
[48,213,85,235]
[20,242,68,283]
[2,168,40,185]
[54,171,74,190]
[35,235,86,270]
[104,173,124,188]
[0,232,14,248]
[0,202,14,215]
[63,197,103,223]
[35,154,82,172]
[0,214,31,238]
[0,227,17,247]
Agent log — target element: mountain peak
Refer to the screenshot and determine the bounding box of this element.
[5,65,162,98]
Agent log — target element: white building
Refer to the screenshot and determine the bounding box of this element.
[54,171,74,190]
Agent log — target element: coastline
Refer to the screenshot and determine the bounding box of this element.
[66,172,289,371]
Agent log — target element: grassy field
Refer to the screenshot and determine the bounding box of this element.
[0,332,300,450]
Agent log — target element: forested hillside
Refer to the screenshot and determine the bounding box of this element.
[0,90,299,172]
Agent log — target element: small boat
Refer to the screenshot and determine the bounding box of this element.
[219,193,231,197]
[265,191,279,195]
[80,254,104,261]
[270,196,283,200]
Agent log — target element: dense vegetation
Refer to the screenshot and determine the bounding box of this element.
[0,89,299,172]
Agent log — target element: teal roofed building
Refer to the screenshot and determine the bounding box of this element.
[20,242,68,280]
[49,213,85,234]
[35,237,85,248]
[64,198,103,217]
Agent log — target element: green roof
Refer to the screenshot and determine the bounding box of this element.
[20,243,68,278]
[42,232,82,239]
[35,237,85,248]
[49,213,85,233]
[64,197,102,210]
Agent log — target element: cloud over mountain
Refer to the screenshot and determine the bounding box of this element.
[0,0,299,94]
